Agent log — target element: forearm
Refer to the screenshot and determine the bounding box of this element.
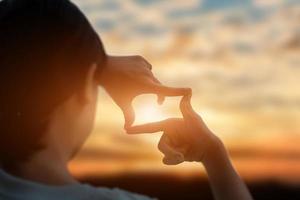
[202,139,253,200]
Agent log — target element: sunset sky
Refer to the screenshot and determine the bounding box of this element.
[69,0,300,184]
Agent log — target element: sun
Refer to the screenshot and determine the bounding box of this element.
[133,95,167,125]
[134,103,167,125]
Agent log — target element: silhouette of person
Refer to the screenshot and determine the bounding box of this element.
[0,0,253,199]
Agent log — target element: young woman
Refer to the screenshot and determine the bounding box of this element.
[0,0,253,199]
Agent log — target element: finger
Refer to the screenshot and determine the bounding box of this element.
[157,95,165,105]
[163,156,184,165]
[153,84,191,97]
[158,135,184,162]
[122,103,135,129]
[151,77,166,105]
[126,120,168,134]
[146,81,191,97]
[183,148,195,162]
[180,92,198,121]
[164,121,185,147]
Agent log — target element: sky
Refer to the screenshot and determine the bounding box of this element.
[69,0,300,183]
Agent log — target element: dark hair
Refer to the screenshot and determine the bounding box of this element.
[0,0,106,164]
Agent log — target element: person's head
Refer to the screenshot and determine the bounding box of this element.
[0,0,106,166]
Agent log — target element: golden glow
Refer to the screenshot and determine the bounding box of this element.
[135,104,164,124]
[68,0,300,183]
[134,95,167,125]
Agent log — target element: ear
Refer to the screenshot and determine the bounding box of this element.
[78,63,98,104]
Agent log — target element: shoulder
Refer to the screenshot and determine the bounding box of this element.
[111,188,157,200]
[83,184,158,200]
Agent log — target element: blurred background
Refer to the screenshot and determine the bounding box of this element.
[69,0,300,199]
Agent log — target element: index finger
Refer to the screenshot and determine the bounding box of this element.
[126,120,169,134]
[147,81,191,97]
[121,103,135,129]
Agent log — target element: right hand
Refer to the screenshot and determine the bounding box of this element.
[99,55,190,128]
[126,93,222,165]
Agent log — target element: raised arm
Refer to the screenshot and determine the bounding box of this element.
[202,134,253,200]
[127,93,253,200]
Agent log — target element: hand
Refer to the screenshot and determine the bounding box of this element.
[99,55,190,128]
[126,93,222,165]
[127,93,253,200]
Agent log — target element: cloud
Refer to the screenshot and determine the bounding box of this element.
[72,0,300,141]
[253,0,284,8]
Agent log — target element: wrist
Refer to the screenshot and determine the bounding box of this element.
[202,136,227,166]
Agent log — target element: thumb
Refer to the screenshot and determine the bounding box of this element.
[151,77,165,105]
[157,95,165,105]
[121,102,135,129]
[180,91,198,121]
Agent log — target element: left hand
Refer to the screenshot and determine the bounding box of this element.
[99,55,190,128]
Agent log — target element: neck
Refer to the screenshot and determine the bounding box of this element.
[2,148,78,186]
